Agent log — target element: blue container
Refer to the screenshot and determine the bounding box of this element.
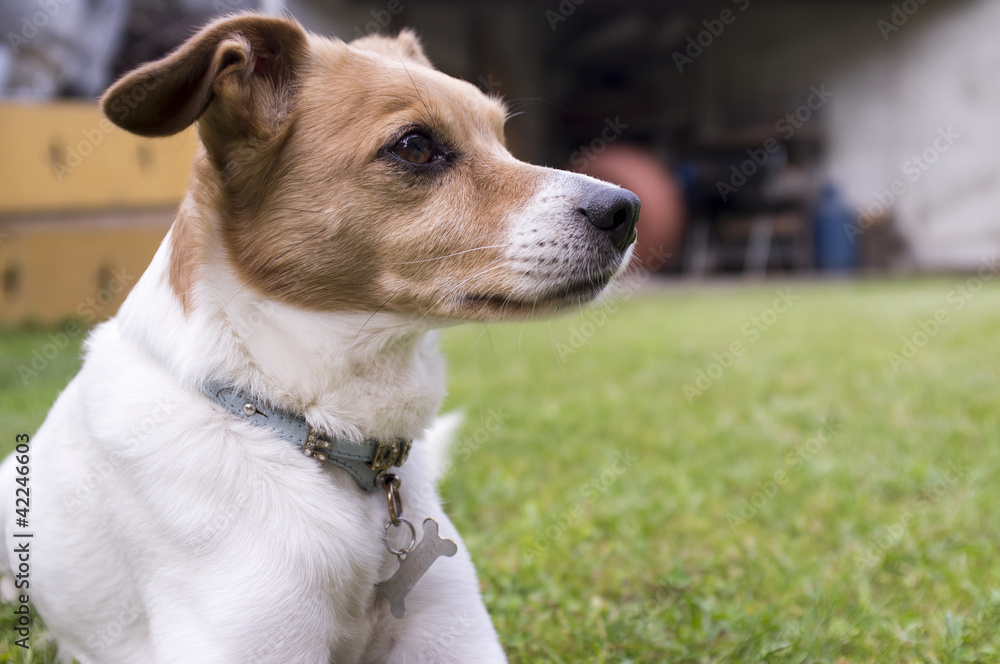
[813,184,858,272]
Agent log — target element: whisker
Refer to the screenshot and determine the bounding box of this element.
[505,96,543,108]
[393,51,432,119]
[579,300,595,356]
[410,262,509,327]
[388,244,506,266]
[505,97,567,113]
[258,207,329,214]
[473,339,484,426]
[549,321,568,379]
[465,322,493,360]
[351,290,400,345]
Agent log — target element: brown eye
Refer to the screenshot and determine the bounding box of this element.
[391,132,436,164]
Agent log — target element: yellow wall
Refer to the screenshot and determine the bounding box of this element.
[0,102,198,213]
[0,102,197,324]
[0,214,170,325]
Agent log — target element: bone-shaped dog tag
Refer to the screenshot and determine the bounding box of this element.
[376,518,457,619]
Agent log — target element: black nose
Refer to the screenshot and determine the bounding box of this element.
[579,187,641,252]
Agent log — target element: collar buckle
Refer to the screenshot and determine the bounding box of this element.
[302,427,332,462]
[371,438,412,472]
[201,381,412,492]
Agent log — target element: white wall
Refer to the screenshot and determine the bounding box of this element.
[287,0,1000,268]
[706,0,1000,269]
[825,0,1000,268]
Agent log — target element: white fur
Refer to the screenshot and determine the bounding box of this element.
[507,170,636,300]
[0,220,505,663]
[0,112,636,664]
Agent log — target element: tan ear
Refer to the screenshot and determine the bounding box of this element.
[350,28,432,68]
[101,13,307,148]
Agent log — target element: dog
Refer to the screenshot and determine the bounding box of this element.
[0,13,639,663]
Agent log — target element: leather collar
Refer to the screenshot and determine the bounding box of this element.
[201,382,411,492]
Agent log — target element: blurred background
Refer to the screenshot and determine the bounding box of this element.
[4,5,1000,660]
[1,0,997,324]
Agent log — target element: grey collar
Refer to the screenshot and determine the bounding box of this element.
[201,382,411,492]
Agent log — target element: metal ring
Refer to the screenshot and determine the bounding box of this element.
[383,474,403,526]
[383,518,416,557]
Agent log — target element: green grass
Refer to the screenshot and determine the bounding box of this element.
[2,278,1000,662]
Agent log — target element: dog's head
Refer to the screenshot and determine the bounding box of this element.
[103,13,639,323]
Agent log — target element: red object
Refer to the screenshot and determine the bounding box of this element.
[576,144,685,272]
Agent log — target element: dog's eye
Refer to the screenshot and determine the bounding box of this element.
[391,132,437,165]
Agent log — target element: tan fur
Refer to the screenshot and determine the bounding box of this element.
[222,36,537,316]
[350,28,434,68]
[31,16,637,662]
[102,14,596,322]
[164,153,222,312]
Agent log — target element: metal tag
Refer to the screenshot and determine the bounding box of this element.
[375,518,457,619]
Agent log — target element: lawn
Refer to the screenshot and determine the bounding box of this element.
[2,278,999,663]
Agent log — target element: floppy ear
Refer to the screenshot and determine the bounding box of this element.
[101,13,307,157]
[350,28,432,68]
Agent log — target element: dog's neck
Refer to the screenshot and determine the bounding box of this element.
[115,211,445,444]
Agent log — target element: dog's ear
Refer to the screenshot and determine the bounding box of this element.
[101,13,307,154]
[391,29,432,68]
[350,28,432,68]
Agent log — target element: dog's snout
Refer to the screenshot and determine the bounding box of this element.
[579,188,641,252]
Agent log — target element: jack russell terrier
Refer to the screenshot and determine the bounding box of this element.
[0,12,639,663]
